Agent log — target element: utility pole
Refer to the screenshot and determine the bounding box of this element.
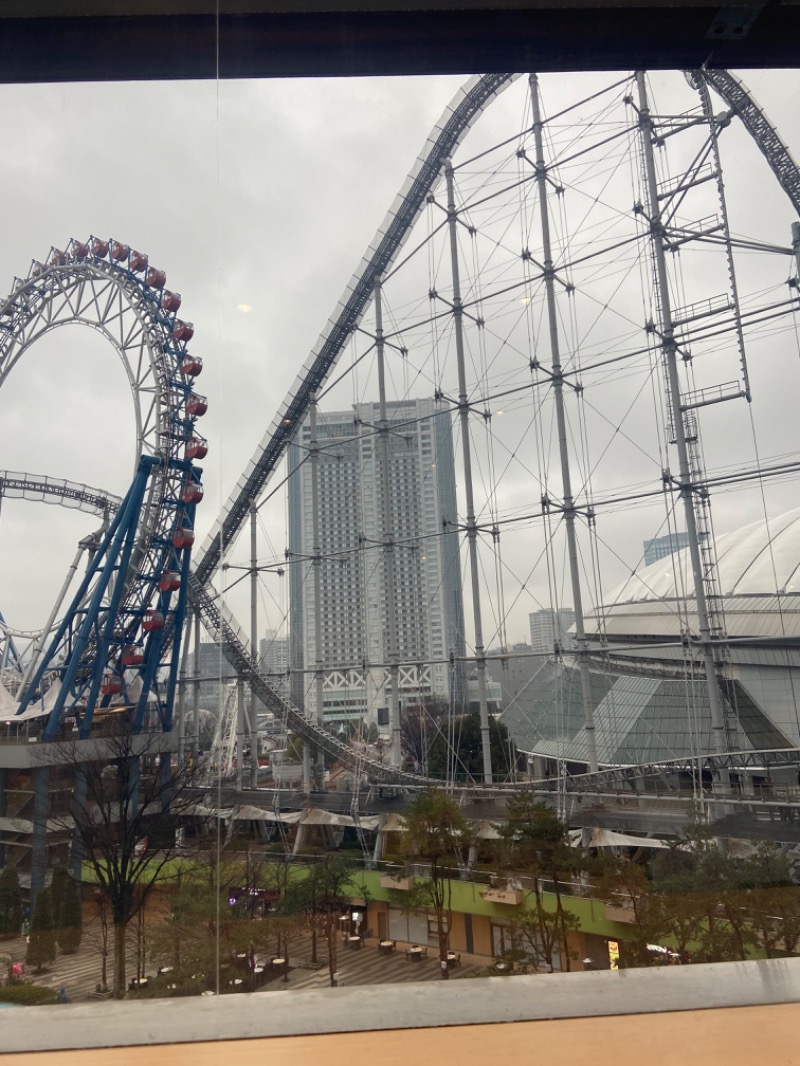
[249,502,260,788]
[310,392,325,789]
[529,73,598,773]
[374,276,402,767]
[444,157,493,783]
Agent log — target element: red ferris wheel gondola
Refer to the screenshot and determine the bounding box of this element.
[100,672,122,696]
[129,250,148,272]
[110,241,130,262]
[90,237,109,258]
[159,571,181,592]
[173,319,194,342]
[161,290,181,313]
[145,266,166,289]
[181,354,203,377]
[181,482,204,505]
[186,393,207,417]
[185,437,208,461]
[122,645,144,667]
[172,527,195,549]
[142,610,165,633]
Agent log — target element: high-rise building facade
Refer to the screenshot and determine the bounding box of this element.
[529,608,575,656]
[260,630,290,696]
[288,398,465,725]
[643,532,690,567]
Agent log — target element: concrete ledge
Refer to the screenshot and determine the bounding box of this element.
[3,957,800,1053]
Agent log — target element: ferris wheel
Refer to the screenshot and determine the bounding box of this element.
[0,238,207,739]
[194,69,800,790]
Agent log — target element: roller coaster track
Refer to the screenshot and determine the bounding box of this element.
[0,471,121,518]
[693,68,800,217]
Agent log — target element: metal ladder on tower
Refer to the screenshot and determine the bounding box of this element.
[639,86,744,753]
[683,414,741,750]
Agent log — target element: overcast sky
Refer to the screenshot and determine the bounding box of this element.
[0,69,798,648]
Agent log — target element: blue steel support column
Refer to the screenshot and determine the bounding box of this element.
[15,494,130,717]
[77,461,153,739]
[162,497,197,731]
[30,767,50,902]
[134,623,167,733]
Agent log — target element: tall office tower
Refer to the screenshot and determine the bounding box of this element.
[259,629,290,695]
[195,641,238,714]
[643,531,690,567]
[529,608,576,656]
[288,398,465,727]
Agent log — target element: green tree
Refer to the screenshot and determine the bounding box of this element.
[50,867,70,935]
[594,853,666,968]
[427,712,516,782]
[399,789,471,978]
[0,866,22,939]
[148,860,220,983]
[648,819,757,965]
[50,867,83,955]
[749,882,800,958]
[56,873,83,954]
[738,842,800,960]
[26,886,56,973]
[281,856,364,987]
[495,793,580,972]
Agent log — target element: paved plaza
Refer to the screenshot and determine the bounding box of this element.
[0,927,487,1002]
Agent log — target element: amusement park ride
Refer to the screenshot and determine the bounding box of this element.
[0,238,205,741]
[1,67,800,893]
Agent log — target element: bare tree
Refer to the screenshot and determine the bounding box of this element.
[87,890,111,993]
[41,726,199,997]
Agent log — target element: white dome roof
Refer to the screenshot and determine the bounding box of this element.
[608,509,800,604]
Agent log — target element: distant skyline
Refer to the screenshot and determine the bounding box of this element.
[643,532,691,568]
